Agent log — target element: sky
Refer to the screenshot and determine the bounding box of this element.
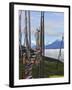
[19,10,64,46]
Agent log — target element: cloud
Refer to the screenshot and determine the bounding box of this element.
[45,31,64,37]
[45,20,64,30]
[20,11,64,37]
[44,19,64,37]
[52,12,64,16]
[45,41,53,45]
[31,40,36,45]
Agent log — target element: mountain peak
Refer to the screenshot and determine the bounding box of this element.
[45,40,64,49]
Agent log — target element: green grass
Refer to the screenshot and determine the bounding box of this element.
[32,56,64,78]
[19,60,25,79]
[19,56,64,79]
[49,75,64,78]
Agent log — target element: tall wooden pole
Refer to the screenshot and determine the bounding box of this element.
[56,36,64,73]
[19,11,23,61]
[24,11,32,79]
[28,11,31,48]
[58,36,64,60]
[39,11,44,78]
[25,11,30,57]
[40,12,44,56]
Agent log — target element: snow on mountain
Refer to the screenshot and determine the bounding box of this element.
[45,40,64,49]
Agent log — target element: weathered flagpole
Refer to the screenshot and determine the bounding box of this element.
[24,11,32,79]
[19,11,23,62]
[57,35,64,72]
[28,11,31,48]
[39,11,44,78]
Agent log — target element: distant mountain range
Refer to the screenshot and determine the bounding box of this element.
[45,40,64,49]
[31,40,64,49]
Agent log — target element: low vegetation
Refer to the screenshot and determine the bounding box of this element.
[19,56,64,79]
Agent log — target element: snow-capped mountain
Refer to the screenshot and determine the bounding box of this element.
[45,40,64,49]
[31,40,64,49]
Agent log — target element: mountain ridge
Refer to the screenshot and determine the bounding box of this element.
[45,40,64,49]
[31,40,64,49]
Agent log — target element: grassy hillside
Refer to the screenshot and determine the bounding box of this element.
[19,56,64,79]
[32,56,64,78]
